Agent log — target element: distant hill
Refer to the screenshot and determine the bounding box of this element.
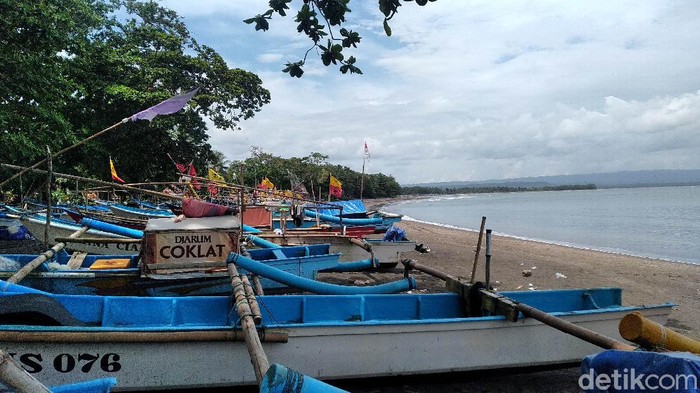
[404,169,700,189]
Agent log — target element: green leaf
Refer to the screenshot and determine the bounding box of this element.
[269,0,291,16]
[383,19,392,36]
[283,61,304,78]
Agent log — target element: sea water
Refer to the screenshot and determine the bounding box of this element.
[384,186,700,265]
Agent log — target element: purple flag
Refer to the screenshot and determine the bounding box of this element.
[129,87,200,121]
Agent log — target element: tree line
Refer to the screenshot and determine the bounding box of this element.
[217,147,401,200]
[0,0,404,202]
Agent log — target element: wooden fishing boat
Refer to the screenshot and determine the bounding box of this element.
[0,242,357,296]
[303,199,403,233]
[257,232,418,267]
[108,203,175,220]
[13,213,141,256]
[65,209,147,230]
[0,282,673,391]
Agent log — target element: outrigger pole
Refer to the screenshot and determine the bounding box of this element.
[0,88,199,188]
[0,163,182,201]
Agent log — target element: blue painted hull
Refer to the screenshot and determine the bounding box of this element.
[108,204,175,219]
[0,282,674,391]
[0,241,398,296]
[0,244,346,296]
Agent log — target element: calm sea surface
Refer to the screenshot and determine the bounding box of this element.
[384,186,700,265]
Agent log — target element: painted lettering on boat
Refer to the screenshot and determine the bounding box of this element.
[159,244,227,259]
[6,352,121,374]
[148,231,235,264]
[83,242,140,252]
[174,234,212,243]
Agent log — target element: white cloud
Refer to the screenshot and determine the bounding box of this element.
[166,0,700,184]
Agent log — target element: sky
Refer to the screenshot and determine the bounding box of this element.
[161,0,700,185]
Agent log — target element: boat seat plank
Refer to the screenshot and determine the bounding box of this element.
[271,249,287,259]
[67,252,88,269]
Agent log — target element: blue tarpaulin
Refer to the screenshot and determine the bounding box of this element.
[314,200,367,217]
[383,225,407,242]
[581,350,700,392]
[0,218,34,240]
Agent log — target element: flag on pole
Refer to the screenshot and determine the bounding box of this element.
[288,170,309,197]
[129,87,200,122]
[188,162,201,190]
[259,177,275,190]
[364,141,370,159]
[208,168,225,183]
[167,153,188,173]
[109,158,125,184]
[329,175,342,198]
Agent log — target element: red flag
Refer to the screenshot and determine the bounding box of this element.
[109,158,125,184]
[364,141,370,159]
[188,162,201,190]
[167,153,188,173]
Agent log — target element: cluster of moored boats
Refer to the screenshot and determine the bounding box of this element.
[0,193,698,392]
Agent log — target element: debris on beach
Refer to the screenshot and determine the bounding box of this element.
[555,272,567,279]
[522,269,532,277]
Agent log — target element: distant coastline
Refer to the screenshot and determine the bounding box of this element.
[401,168,700,190]
[373,186,700,265]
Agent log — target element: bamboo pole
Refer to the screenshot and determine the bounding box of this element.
[2,163,337,209]
[401,259,637,351]
[7,226,89,284]
[241,275,262,324]
[484,229,492,289]
[469,216,487,283]
[619,311,700,354]
[53,237,142,244]
[0,163,181,201]
[251,275,265,295]
[0,350,52,393]
[0,119,128,188]
[227,263,270,384]
[516,303,636,351]
[44,146,52,249]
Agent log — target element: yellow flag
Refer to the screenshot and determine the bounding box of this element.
[261,177,275,189]
[329,175,342,198]
[330,175,342,189]
[208,168,225,183]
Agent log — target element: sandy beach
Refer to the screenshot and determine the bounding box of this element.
[317,198,700,392]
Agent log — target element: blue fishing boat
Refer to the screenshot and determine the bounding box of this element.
[0,281,673,391]
[9,211,141,255]
[0,242,380,296]
[108,203,175,220]
[303,200,402,233]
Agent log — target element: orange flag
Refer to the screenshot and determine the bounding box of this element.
[110,158,125,184]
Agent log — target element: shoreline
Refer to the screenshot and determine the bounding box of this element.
[373,195,700,266]
[400,215,700,268]
[361,197,699,341]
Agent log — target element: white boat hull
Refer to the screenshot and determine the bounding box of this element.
[260,234,417,266]
[19,216,140,255]
[0,307,670,391]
